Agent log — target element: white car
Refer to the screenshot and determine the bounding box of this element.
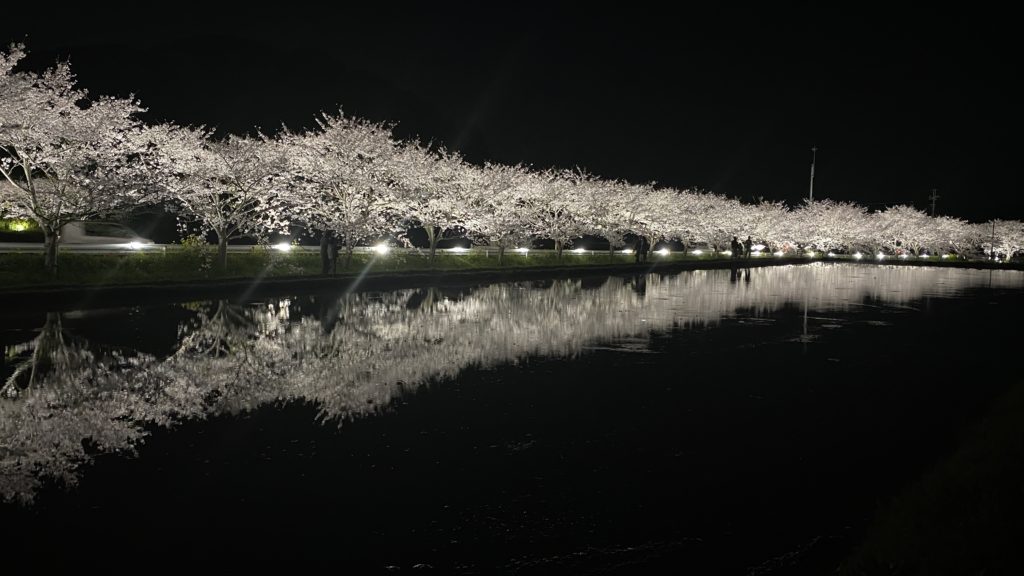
[60,221,155,248]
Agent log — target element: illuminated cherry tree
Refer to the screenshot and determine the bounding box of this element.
[525,168,590,258]
[0,44,155,272]
[280,111,401,270]
[463,162,536,263]
[392,142,472,259]
[152,125,289,269]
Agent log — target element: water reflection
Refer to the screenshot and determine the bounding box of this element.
[2,263,1022,502]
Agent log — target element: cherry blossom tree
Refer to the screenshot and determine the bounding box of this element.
[791,200,869,253]
[280,111,401,271]
[525,168,589,258]
[463,162,536,264]
[0,44,155,272]
[391,142,472,259]
[152,125,289,270]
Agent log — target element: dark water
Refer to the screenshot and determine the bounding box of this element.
[2,263,1022,573]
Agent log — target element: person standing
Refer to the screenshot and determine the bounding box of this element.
[743,236,753,259]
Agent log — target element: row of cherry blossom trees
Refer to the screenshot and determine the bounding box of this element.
[3,44,1023,273]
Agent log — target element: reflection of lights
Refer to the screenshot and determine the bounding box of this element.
[752,244,766,251]
[449,246,469,253]
[853,252,863,260]
[876,252,885,260]
[827,252,836,257]
[656,248,670,256]
[373,243,390,255]
[773,251,784,257]
[691,249,703,256]
[128,241,143,250]
[620,249,633,254]
[515,247,530,254]
[572,247,587,253]
[273,242,292,252]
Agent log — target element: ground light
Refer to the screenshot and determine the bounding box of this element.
[515,247,529,254]
[620,249,633,254]
[129,241,145,250]
[805,251,817,258]
[572,247,587,253]
[720,250,732,256]
[853,252,863,259]
[273,242,292,252]
[773,251,784,257]
[448,246,469,253]
[373,243,390,255]
[656,248,670,256]
[876,252,885,260]
[827,252,836,258]
[690,249,704,256]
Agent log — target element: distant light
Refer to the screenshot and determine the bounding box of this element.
[805,251,816,258]
[449,246,469,253]
[620,248,633,254]
[919,253,929,258]
[656,248,670,256]
[691,249,704,256]
[751,250,763,257]
[720,250,731,256]
[853,252,863,260]
[373,243,390,255]
[572,247,587,253]
[515,247,530,254]
[752,244,766,251]
[10,220,30,232]
[773,251,784,257]
[899,253,909,259]
[128,241,143,250]
[876,252,885,260]
[940,254,950,259]
[827,252,836,257]
[273,242,292,252]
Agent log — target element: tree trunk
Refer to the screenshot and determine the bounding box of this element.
[555,239,563,260]
[498,246,505,266]
[426,225,439,260]
[216,234,228,271]
[42,227,59,275]
[320,233,331,274]
[344,246,354,269]
[608,244,615,263]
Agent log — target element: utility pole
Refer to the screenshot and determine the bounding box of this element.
[808,146,817,201]
[929,189,940,216]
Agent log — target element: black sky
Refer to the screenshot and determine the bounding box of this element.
[3,4,1020,222]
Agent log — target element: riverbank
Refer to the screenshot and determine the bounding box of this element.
[2,251,1022,310]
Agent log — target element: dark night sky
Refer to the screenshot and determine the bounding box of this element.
[3,4,1020,222]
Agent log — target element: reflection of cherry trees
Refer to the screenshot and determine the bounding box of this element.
[0,314,160,503]
[3,265,1023,502]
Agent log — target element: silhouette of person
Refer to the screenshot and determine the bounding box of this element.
[743,236,753,259]
[320,230,338,274]
[731,236,741,259]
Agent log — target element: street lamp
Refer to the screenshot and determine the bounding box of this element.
[809,146,817,201]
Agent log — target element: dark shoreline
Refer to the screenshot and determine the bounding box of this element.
[2,257,1021,312]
